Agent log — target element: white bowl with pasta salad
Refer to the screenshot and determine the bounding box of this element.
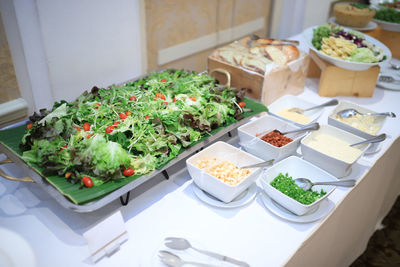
[302,24,391,71]
[186,141,264,203]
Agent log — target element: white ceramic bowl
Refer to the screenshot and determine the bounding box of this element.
[328,100,386,139]
[259,156,337,216]
[300,125,370,177]
[186,141,264,203]
[268,95,324,127]
[373,19,400,32]
[238,114,306,161]
[302,25,391,71]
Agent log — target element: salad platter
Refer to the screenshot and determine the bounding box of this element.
[0,69,268,212]
[303,24,391,71]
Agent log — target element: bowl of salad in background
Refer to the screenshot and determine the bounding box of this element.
[303,24,391,71]
[373,7,400,32]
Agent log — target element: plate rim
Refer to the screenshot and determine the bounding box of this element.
[259,191,335,223]
[191,182,258,208]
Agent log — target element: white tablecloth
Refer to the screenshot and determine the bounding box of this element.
[1,44,400,267]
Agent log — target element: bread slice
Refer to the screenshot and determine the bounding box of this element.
[264,46,287,65]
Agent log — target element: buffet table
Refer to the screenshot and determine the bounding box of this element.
[1,40,400,267]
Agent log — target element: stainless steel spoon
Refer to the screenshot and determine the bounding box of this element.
[288,99,338,114]
[349,133,386,147]
[164,237,250,267]
[277,122,320,135]
[390,61,400,70]
[336,108,396,119]
[158,250,219,267]
[294,178,356,191]
[379,75,400,83]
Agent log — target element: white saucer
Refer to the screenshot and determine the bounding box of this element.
[191,182,257,209]
[0,228,36,267]
[328,17,378,31]
[259,192,335,223]
[377,59,400,91]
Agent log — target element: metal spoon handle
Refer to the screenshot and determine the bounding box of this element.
[365,112,396,118]
[313,179,356,187]
[350,133,386,147]
[280,123,320,135]
[240,159,274,169]
[192,247,250,267]
[303,99,338,112]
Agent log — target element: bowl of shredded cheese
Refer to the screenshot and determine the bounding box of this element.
[186,141,264,203]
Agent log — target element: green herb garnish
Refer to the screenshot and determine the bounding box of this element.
[350,3,372,10]
[270,173,327,205]
[375,8,400,24]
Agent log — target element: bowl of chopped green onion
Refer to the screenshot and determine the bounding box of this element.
[259,156,338,216]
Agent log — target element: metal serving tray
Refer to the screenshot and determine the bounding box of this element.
[0,73,266,212]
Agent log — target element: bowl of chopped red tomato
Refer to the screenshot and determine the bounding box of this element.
[238,114,307,162]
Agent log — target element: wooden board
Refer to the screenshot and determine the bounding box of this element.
[365,26,400,59]
[308,50,379,97]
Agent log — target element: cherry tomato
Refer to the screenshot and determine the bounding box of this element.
[65,172,72,179]
[129,96,137,101]
[119,113,127,120]
[82,176,93,188]
[189,96,196,101]
[163,102,168,105]
[86,134,93,139]
[125,111,131,116]
[155,93,166,100]
[238,101,246,108]
[123,168,135,176]
[113,121,120,126]
[75,126,81,132]
[60,145,68,151]
[27,123,33,130]
[161,78,166,82]
[105,125,114,134]
[144,115,150,119]
[173,98,176,103]
[94,103,101,109]
[83,122,90,131]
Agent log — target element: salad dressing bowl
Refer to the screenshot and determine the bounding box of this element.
[237,114,307,162]
[186,141,264,203]
[259,156,338,216]
[302,25,391,71]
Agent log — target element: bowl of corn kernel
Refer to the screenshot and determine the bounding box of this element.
[303,24,391,71]
[186,141,264,203]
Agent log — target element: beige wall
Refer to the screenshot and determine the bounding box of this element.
[145,0,271,73]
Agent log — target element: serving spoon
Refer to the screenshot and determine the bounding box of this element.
[336,108,396,119]
[294,178,356,191]
[277,122,320,135]
[349,133,386,147]
[164,237,250,267]
[288,99,338,114]
[158,250,220,267]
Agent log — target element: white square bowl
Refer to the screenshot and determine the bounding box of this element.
[328,100,386,140]
[259,156,337,216]
[300,125,370,178]
[237,114,307,161]
[186,141,264,203]
[268,95,323,126]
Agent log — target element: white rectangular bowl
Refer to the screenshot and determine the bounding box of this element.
[186,141,264,203]
[300,125,370,178]
[328,100,386,140]
[237,114,306,161]
[259,156,337,216]
[268,95,323,126]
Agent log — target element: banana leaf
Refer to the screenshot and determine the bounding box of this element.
[0,97,267,205]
